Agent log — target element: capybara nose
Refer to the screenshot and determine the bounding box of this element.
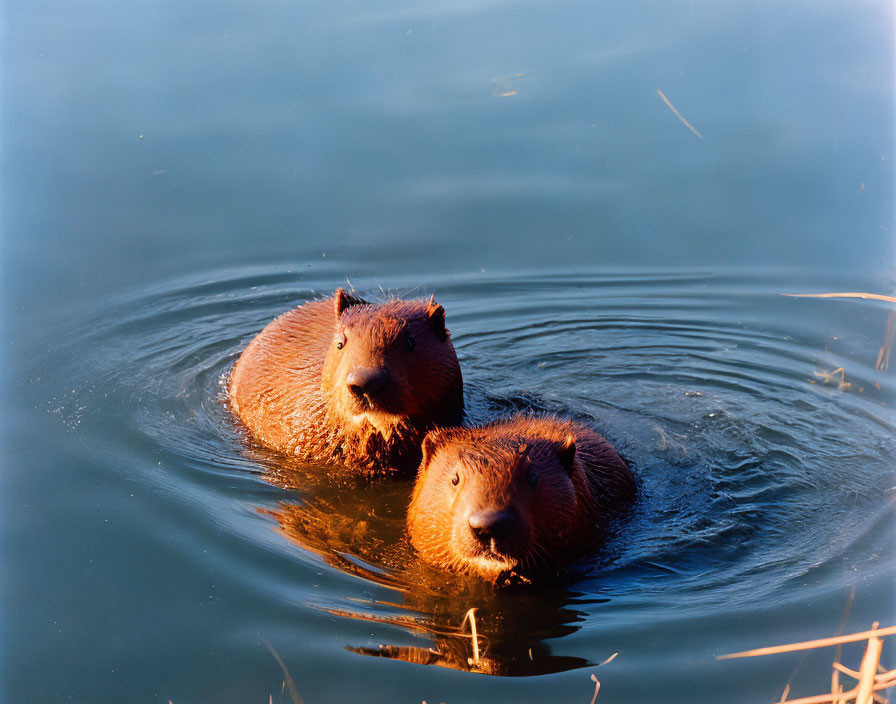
[346,367,390,399]
[468,509,516,543]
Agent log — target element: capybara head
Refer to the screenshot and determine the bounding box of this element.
[320,289,464,440]
[408,422,600,584]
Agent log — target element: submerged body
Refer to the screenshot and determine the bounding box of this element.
[408,415,635,584]
[229,289,464,474]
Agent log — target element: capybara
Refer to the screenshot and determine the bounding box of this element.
[228,289,463,473]
[408,415,635,584]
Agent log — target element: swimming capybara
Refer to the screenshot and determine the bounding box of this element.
[228,289,464,474]
[408,415,635,584]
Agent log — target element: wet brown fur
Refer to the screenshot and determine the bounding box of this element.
[228,289,463,473]
[408,415,635,583]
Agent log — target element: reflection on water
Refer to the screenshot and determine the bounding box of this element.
[262,459,596,676]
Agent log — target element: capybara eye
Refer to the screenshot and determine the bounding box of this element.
[405,334,416,351]
[526,465,539,489]
[451,472,460,486]
[335,335,346,350]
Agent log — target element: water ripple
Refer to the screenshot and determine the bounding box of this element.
[30,266,895,674]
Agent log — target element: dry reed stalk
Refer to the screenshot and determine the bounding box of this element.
[814,367,853,391]
[262,639,304,704]
[600,652,618,666]
[832,588,857,704]
[460,607,481,667]
[854,624,883,704]
[719,625,896,659]
[589,673,601,704]
[656,89,704,138]
[833,662,863,679]
[583,652,619,702]
[785,291,896,380]
[719,623,895,704]
[876,311,894,372]
[783,293,896,304]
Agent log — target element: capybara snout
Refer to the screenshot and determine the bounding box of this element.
[468,508,516,544]
[345,367,390,401]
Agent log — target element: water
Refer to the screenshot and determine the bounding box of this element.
[3,1,895,703]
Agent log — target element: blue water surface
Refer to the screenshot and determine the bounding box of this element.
[3,1,894,702]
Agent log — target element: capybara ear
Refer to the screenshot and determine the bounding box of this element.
[557,434,577,475]
[420,429,443,469]
[334,288,364,317]
[426,295,448,342]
